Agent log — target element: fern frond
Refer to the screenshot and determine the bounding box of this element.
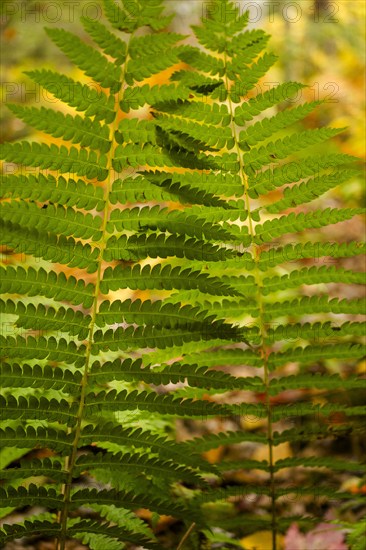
[0,425,73,454]
[125,46,185,86]
[265,170,358,213]
[0,221,99,272]
[95,299,225,329]
[115,118,157,145]
[262,266,365,294]
[74,451,203,486]
[107,205,230,240]
[255,209,364,244]
[0,363,82,393]
[265,321,366,344]
[70,487,196,523]
[0,142,108,181]
[181,431,268,454]
[1,1,364,544]
[180,348,263,368]
[110,176,183,204]
[155,100,231,127]
[263,296,366,320]
[178,46,225,76]
[0,485,63,510]
[0,201,103,241]
[120,83,190,112]
[45,27,121,91]
[1,394,78,426]
[273,456,365,472]
[0,266,94,308]
[227,29,269,60]
[69,519,160,550]
[92,321,241,353]
[104,234,234,262]
[80,423,215,473]
[249,153,358,198]
[154,112,234,150]
[0,299,91,339]
[258,241,366,269]
[0,520,62,546]
[0,457,67,483]
[1,174,105,211]
[142,170,243,199]
[270,403,365,422]
[25,69,115,122]
[6,104,111,153]
[100,264,240,296]
[112,142,218,171]
[81,16,126,64]
[239,101,321,148]
[234,82,306,124]
[269,374,366,394]
[89,357,260,391]
[231,53,278,98]
[130,32,186,58]
[268,343,366,369]
[0,335,86,366]
[244,127,344,172]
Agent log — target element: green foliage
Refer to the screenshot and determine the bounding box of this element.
[0,0,364,549]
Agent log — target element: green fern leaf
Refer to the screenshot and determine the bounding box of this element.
[234,82,307,124]
[0,299,90,338]
[262,266,365,294]
[6,104,111,153]
[1,174,105,211]
[0,335,86,366]
[25,69,115,122]
[0,363,82,393]
[0,266,94,307]
[255,209,364,243]
[0,141,108,181]
[0,221,99,272]
[100,264,239,296]
[45,27,121,91]
[249,153,358,198]
[81,16,126,64]
[0,201,103,241]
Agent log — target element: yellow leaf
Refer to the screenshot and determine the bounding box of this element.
[240,530,284,550]
[252,442,292,464]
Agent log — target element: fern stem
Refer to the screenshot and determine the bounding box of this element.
[224,54,278,550]
[177,522,196,550]
[56,35,134,550]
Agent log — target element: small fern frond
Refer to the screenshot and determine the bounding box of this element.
[255,209,364,244]
[80,16,127,64]
[0,201,103,240]
[25,69,115,121]
[100,264,239,296]
[1,173,105,211]
[1,335,86,366]
[0,266,94,307]
[45,27,121,91]
[0,299,90,338]
[6,104,111,153]
[262,266,365,294]
[234,82,306,124]
[0,363,82,393]
[0,142,108,181]
[268,343,366,369]
[0,221,99,271]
